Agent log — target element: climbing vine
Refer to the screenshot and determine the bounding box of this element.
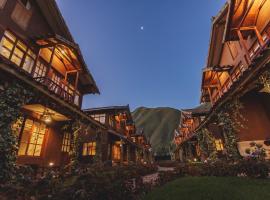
[93,130,102,164]
[0,81,34,183]
[258,70,270,92]
[197,128,217,160]
[70,120,83,170]
[216,98,245,160]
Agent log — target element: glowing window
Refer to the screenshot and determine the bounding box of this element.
[0,31,16,59]
[33,61,47,78]
[112,144,121,160]
[61,132,72,153]
[0,31,36,73]
[10,42,25,66]
[18,119,47,157]
[215,139,224,151]
[23,49,36,73]
[82,142,96,156]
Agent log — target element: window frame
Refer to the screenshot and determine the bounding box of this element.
[112,144,121,160]
[61,132,72,153]
[215,139,224,151]
[82,142,96,156]
[0,30,38,73]
[18,118,47,157]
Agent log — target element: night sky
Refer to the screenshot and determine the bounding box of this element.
[57,0,226,111]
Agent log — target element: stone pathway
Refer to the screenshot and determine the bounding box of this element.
[157,166,175,172]
[142,166,175,185]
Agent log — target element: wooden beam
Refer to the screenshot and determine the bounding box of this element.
[207,87,213,106]
[203,84,219,88]
[254,27,264,46]
[75,71,79,90]
[238,0,255,28]
[31,48,41,77]
[237,29,251,65]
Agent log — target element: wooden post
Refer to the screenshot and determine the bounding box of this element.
[46,46,56,78]
[75,71,79,91]
[207,87,213,105]
[254,27,264,46]
[120,140,124,165]
[31,48,40,77]
[237,30,251,65]
[126,144,130,165]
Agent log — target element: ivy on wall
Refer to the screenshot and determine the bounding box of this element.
[93,130,102,164]
[259,70,270,92]
[0,81,34,183]
[216,98,245,160]
[70,120,83,169]
[197,128,217,160]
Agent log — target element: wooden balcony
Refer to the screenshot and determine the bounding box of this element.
[0,30,82,107]
[35,77,81,106]
[207,34,270,106]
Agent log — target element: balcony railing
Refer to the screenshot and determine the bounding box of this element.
[0,30,81,107]
[211,37,270,105]
[35,77,80,106]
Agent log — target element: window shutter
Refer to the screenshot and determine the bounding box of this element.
[11,2,32,30]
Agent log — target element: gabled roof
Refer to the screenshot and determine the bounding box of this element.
[206,2,229,69]
[36,0,74,42]
[35,0,99,94]
[182,103,211,117]
[200,3,230,103]
[84,105,133,123]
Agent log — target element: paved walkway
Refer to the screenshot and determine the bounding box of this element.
[142,166,175,185]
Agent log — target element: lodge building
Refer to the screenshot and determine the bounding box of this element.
[174,0,270,161]
[83,106,152,165]
[0,0,149,170]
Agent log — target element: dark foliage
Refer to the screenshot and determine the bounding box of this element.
[0,164,157,200]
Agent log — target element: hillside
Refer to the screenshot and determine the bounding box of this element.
[132,107,181,155]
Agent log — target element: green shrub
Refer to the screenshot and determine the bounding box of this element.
[236,159,269,178]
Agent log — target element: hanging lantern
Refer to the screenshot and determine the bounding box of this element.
[40,109,53,123]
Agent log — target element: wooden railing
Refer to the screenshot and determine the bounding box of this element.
[35,77,81,106]
[0,30,82,107]
[211,38,270,105]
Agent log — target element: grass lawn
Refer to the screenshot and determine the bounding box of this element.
[144,177,270,200]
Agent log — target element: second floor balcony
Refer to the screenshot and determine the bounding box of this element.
[201,26,270,106]
[0,30,97,107]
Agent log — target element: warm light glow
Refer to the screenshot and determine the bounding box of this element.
[40,109,53,123]
[42,114,52,123]
[49,162,54,167]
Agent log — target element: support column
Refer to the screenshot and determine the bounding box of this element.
[143,150,147,164]
[120,140,124,165]
[135,148,139,164]
[127,145,130,165]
